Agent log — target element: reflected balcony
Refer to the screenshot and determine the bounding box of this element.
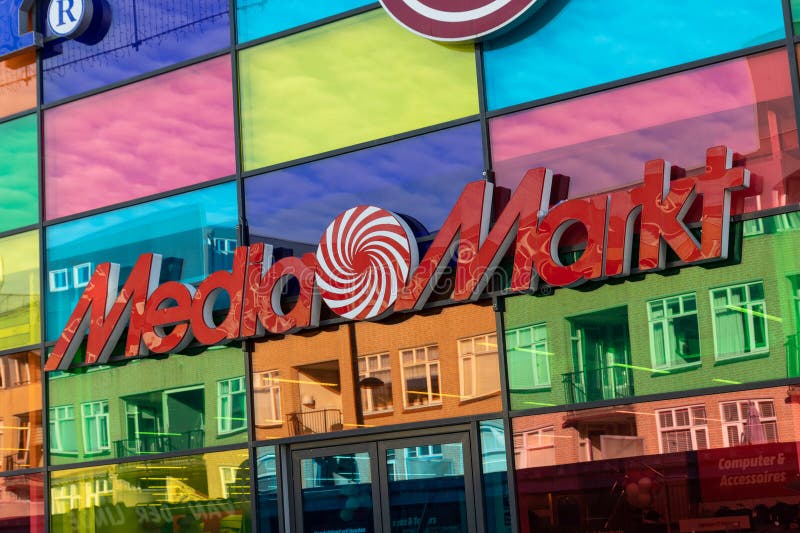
[562,366,634,404]
[113,429,205,458]
[287,409,343,436]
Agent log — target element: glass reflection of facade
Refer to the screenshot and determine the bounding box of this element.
[1,0,800,531]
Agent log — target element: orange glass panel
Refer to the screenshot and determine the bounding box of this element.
[0,51,36,119]
[0,350,42,474]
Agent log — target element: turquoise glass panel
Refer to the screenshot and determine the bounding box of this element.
[45,183,238,341]
[483,0,785,110]
[236,0,373,43]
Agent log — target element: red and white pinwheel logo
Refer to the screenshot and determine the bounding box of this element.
[380,0,545,41]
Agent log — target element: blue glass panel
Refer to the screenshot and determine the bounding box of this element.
[244,122,483,255]
[236,0,373,44]
[483,0,785,110]
[0,0,36,58]
[45,182,238,341]
[41,0,230,103]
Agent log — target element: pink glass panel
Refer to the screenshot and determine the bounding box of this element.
[0,473,44,532]
[44,57,235,220]
[490,48,799,215]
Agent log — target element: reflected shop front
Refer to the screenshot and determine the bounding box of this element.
[5,0,800,532]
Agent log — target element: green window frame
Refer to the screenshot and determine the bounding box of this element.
[710,281,769,360]
[49,405,77,455]
[81,400,110,454]
[505,324,551,390]
[218,377,247,435]
[647,293,700,370]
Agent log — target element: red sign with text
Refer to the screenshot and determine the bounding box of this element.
[46,146,750,370]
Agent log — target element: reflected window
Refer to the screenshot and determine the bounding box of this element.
[777,212,800,232]
[254,370,282,426]
[358,353,393,413]
[506,325,551,390]
[401,345,441,408]
[85,478,112,507]
[711,281,768,359]
[720,399,778,446]
[80,401,110,454]
[72,262,92,288]
[647,294,700,370]
[49,406,77,455]
[51,484,80,514]
[515,426,555,468]
[458,333,500,399]
[49,268,68,292]
[744,218,765,236]
[220,466,238,498]
[656,405,708,453]
[218,377,247,435]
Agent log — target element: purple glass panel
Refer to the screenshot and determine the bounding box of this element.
[44,57,235,220]
[41,0,230,103]
[490,49,799,215]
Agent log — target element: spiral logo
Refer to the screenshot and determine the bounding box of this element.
[380,0,545,41]
[316,206,418,320]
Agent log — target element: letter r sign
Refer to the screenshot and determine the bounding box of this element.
[47,0,93,37]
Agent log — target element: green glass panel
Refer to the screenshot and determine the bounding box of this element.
[0,115,38,233]
[239,9,478,170]
[47,346,246,465]
[794,0,800,34]
[49,449,251,532]
[0,230,39,351]
[503,214,800,411]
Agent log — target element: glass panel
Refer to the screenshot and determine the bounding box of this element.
[0,472,44,531]
[386,441,467,532]
[0,51,36,119]
[41,0,230,102]
[44,57,235,220]
[503,213,800,411]
[245,122,483,255]
[512,386,800,531]
[0,350,42,474]
[0,231,40,351]
[491,48,798,216]
[236,0,372,43]
[256,446,280,532]
[299,452,374,533]
[481,420,511,533]
[252,303,500,440]
[45,182,237,341]
[47,346,246,465]
[483,0,785,109]
[50,449,251,532]
[239,10,478,170]
[0,114,37,233]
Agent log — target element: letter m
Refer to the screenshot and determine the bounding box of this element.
[44,254,162,371]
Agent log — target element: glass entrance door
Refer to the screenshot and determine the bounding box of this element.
[292,432,476,533]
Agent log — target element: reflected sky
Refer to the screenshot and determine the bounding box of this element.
[236,0,372,43]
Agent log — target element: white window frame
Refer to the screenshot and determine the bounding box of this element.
[213,237,237,255]
[647,293,700,370]
[49,405,77,455]
[217,377,247,435]
[505,324,551,389]
[720,399,778,447]
[219,466,238,498]
[358,353,393,413]
[72,262,93,288]
[49,268,69,292]
[400,344,441,408]
[458,333,500,399]
[710,281,769,360]
[84,478,112,507]
[254,370,282,426]
[81,400,110,454]
[516,426,555,469]
[655,405,708,453]
[52,484,81,514]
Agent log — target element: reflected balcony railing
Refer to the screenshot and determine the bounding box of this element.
[114,429,205,458]
[562,365,634,404]
[287,409,343,436]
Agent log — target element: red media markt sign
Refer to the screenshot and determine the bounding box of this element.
[379,0,546,41]
[46,146,750,371]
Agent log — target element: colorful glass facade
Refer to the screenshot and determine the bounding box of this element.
[2,1,800,531]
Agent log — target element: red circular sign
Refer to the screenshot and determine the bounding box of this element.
[316,206,418,320]
[380,0,544,41]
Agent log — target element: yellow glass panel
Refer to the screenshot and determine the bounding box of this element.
[239,10,479,170]
[0,231,40,351]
